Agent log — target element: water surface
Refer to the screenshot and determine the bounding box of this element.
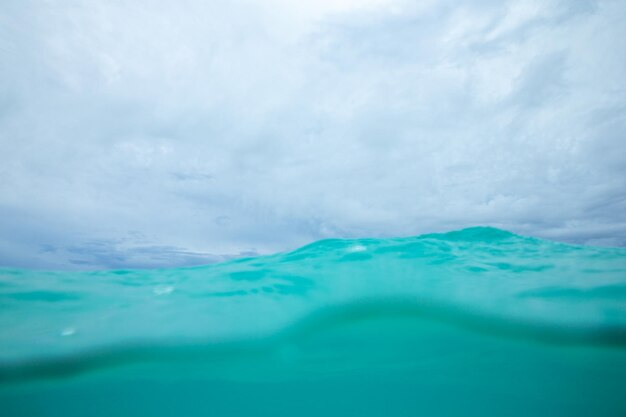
[1,227,625,416]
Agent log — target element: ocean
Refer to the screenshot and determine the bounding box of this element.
[1,227,625,416]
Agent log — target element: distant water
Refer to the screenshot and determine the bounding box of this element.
[1,227,625,416]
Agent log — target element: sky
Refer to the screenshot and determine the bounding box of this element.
[1,0,625,269]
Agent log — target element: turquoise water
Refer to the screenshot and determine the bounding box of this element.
[1,227,625,416]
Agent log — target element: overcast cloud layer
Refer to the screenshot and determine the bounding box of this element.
[1,0,625,269]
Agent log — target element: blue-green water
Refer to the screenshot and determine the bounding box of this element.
[1,227,625,416]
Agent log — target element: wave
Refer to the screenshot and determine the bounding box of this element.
[1,227,625,386]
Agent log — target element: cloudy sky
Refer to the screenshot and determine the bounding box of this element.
[1,0,625,269]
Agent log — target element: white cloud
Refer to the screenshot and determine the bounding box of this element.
[0,0,625,269]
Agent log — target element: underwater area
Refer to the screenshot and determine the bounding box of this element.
[1,227,625,416]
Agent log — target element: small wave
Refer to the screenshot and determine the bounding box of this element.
[0,227,625,390]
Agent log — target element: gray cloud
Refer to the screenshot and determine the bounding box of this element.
[1,0,625,269]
